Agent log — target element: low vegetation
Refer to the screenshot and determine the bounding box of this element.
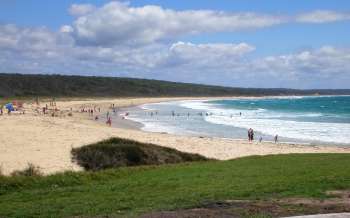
[1,73,349,98]
[10,163,42,177]
[1,153,350,217]
[71,137,209,171]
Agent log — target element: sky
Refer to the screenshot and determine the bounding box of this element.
[0,0,350,88]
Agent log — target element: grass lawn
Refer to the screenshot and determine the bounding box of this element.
[1,153,350,217]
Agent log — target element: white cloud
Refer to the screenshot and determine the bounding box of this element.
[0,24,18,49]
[296,10,350,23]
[170,42,255,57]
[60,25,74,33]
[162,42,255,69]
[70,1,285,46]
[0,23,349,88]
[1,0,350,89]
[66,2,350,47]
[69,4,96,16]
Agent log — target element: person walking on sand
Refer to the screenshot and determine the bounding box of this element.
[106,117,112,126]
[274,134,278,143]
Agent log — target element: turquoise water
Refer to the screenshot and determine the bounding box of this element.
[128,96,350,145]
[211,96,350,124]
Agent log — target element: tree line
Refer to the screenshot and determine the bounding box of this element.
[1,73,349,98]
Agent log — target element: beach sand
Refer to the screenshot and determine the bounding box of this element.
[1,97,350,175]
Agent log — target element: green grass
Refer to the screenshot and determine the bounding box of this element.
[1,153,350,217]
[71,138,209,171]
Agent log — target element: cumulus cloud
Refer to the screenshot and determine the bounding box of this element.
[1,1,350,88]
[160,42,255,69]
[65,2,350,47]
[69,4,96,16]
[60,25,74,33]
[70,1,285,46]
[296,10,350,23]
[2,23,349,88]
[170,42,255,57]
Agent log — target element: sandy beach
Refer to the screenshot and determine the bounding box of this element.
[1,97,350,175]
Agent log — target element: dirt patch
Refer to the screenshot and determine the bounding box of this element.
[141,190,350,218]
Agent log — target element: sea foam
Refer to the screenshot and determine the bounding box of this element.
[180,100,350,144]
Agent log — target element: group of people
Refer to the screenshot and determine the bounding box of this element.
[169,111,214,117]
[1,102,25,115]
[248,128,278,143]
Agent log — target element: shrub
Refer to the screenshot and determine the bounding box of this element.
[11,163,42,177]
[71,137,209,171]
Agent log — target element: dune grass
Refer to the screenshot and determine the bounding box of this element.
[71,138,209,171]
[1,153,350,217]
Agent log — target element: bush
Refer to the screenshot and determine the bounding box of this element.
[11,163,42,177]
[71,137,209,171]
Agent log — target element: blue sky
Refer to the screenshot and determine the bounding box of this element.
[0,0,349,88]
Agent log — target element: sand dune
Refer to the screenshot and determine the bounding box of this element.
[1,97,349,175]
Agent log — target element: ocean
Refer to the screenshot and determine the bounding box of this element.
[127,96,350,145]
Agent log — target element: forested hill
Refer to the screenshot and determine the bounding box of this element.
[1,73,349,98]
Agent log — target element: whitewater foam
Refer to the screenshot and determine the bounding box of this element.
[127,97,350,145]
[180,99,350,144]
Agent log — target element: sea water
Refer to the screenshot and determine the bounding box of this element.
[127,96,350,145]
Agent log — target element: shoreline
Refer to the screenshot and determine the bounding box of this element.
[120,99,350,147]
[1,96,350,175]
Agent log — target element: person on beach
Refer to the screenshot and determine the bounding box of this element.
[106,117,112,126]
[274,135,278,143]
[248,128,254,142]
[259,136,262,143]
